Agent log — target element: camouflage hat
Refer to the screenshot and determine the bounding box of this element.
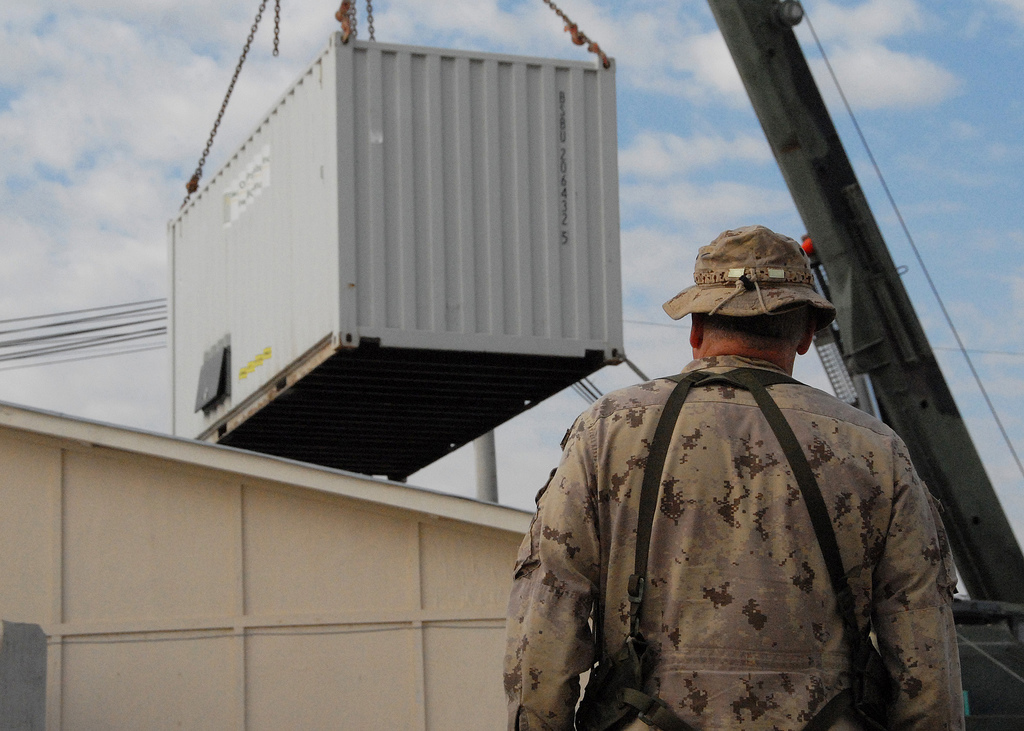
[662,225,836,328]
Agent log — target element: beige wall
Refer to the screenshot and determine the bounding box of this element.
[0,405,531,730]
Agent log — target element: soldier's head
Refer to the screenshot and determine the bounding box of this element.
[662,225,836,372]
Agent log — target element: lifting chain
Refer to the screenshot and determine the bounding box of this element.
[336,1,357,43]
[541,0,610,68]
[337,1,375,43]
[182,0,282,209]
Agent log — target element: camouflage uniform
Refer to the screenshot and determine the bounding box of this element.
[505,355,963,731]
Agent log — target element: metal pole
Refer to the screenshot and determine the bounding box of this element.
[474,431,499,503]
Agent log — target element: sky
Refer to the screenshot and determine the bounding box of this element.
[1,0,1023,551]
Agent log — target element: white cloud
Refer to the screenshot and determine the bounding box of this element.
[987,0,1024,25]
[622,180,792,225]
[795,0,960,110]
[618,131,771,179]
[809,43,960,109]
[803,0,925,43]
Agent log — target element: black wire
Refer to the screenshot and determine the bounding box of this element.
[0,328,166,362]
[0,298,167,325]
[0,344,166,373]
[0,304,166,337]
[0,317,167,348]
[802,9,1024,483]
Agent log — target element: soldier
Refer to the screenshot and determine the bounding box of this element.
[505,225,963,730]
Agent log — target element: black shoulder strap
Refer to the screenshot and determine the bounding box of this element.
[725,369,859,634]
[627,371,703,636]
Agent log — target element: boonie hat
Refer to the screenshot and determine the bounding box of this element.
[662,225,836,329]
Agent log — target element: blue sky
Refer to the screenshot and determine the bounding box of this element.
[1,0,1023,553]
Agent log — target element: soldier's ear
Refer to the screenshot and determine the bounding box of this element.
[795,311,816,355]
[690,314,705,350]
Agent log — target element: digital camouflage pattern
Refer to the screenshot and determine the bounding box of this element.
[505,355,963,731]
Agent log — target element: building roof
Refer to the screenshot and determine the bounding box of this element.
[0,399,532,535]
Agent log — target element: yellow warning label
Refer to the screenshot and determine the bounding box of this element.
[239,347,272,380]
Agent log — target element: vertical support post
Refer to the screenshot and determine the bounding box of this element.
[475,431,499,503]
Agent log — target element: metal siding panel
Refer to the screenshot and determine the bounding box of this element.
[423,55,446,335]
[451,56,477,334]
[381,50,401,330]
[409,53,437,333]
[511,63,534,339]
[555,68,576,341]
[336,37,359,346]
[362,46,388,331]
[584,68,606,342]
[470,59,495,336]
[598,61,624,353]
[395,51,418,333]
[568,68,591,343]
[534,65,559,340]
[498,62,520,338]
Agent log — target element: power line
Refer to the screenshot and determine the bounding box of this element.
[0,298,167,325]
[0,299,168,370]
[0,344,165,373]
[0,304,166,337]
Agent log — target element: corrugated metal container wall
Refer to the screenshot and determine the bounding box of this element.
[169,35,622,476]
[344,43,618,351]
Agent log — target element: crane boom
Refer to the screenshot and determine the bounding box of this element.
[707,0,1024,602]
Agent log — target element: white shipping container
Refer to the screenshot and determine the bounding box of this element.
[169,34,623,478]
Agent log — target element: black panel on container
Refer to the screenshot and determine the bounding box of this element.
[218,342,607,481]
[195,341,231,413]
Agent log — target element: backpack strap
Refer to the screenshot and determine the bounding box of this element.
[627,371,706,638]
[724,369,860,636]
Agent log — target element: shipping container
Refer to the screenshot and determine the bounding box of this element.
[169,34,623,479]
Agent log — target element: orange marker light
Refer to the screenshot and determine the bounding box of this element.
[801,235,814,256]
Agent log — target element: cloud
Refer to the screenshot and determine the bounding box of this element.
[618,131,772,179]
[803,0,925,42]
[795,0,960,110]
[986,0,1024,26]
[622,180,792,226]
[808,43,960,109]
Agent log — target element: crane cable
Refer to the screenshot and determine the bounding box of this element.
[801,7,1024,484]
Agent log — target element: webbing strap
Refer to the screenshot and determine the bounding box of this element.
[800,689,854,731]
[628,371,703,636]
[620,688,701,731]
[726,369,860,635]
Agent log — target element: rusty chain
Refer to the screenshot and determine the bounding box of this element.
[337,0,376,43]
[337,1,357,43]
[541,0,610,68]
[182,0,282,208]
